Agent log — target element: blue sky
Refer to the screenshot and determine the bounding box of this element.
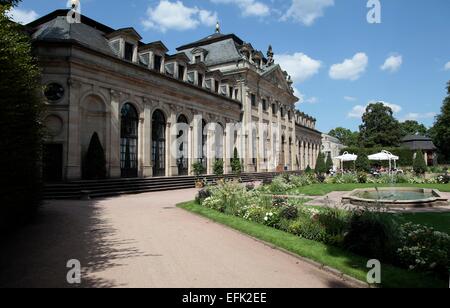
[10,0,450,133]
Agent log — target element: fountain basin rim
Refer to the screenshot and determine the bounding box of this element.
[342,187,448,208]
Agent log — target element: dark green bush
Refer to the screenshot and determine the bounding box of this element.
[413,151,427,175]
[357,172,368,183]
[279,204,299,220]
[343,210,400,262]
[196,188,211,204]
[213,159,224,176]
[83,132,107,180]
[288,216,328,242]
[342,147,414,167]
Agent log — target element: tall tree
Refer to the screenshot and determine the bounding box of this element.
[359,102,402,147]
[325,153,333,172]
[0,1,44,229]
[429,82,450,163]
[328,127,359,147]
[400,120,428,137]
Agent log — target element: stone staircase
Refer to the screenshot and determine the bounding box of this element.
[43,172,294,200]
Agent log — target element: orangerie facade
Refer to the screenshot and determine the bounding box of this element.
[28,10,322,182]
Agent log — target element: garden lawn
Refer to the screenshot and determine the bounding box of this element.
[291,183,450,196]
[178,201,447,288]
[397,212,450,234]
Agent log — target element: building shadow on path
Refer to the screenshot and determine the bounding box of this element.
[0,198,149,288]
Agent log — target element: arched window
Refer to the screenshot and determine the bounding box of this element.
[120,103,138,178]
[177,115,189,175]
[201,120,208,172]
[152,110,166,176]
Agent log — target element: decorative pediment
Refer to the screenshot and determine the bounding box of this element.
[261,65,292,92]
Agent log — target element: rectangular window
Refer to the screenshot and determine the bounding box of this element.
[198,73,204,87]
[154,55,162,72]
[215,80,219,93]
[272,103,276,114]
[251,94,256,107]
[178,65,185,80]
[234,89,239,100]
[262,99,267,111]
[229,87,234,98]
[124,42,134,61]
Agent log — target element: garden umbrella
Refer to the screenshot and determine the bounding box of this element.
[334,152,358,173]
[368,150,399,175]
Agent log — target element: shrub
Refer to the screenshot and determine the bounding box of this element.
[437,174,450,184]
[272,196,288,207]
[317,207,349,239]
[231,148,242,175]
[397,223,450,276]
[279,204,299,220]
[245,183,255,191]
[413,151,427,175]
[243,204,266,223]
[196,188,211,204]
[288,216,328,242]
[213,159,224,176]
[83,132,107,180]
[343,210,400,262]
[314,152,327,174]
[325,153,333,173]
[269,176,293,194]
[355,155,371,172]
[304,165,313,174]
[192,161,206,177]
[357,172,368,184]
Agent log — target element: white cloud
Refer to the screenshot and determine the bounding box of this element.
[401,112,436,122]
[348,101,402,118]
[344,96,357,102]
[329,52,368,81]
[275,52,322,83]
[305,97,318,104]
[142,0,217,32]
[444,62,450,71]
[7,7,39,24]
[211,0,270,17]
[282,0,334,26]
[381,55,403,73]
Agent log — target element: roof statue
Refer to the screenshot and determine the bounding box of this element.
[266,45,274,67]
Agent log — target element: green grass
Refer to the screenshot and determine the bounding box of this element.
[290,183,450,196]
[397,212,450,234]
[178,201,447,288]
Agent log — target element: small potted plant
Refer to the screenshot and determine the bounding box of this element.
[192,162,206,188]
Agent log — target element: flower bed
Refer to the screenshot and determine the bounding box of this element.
[197,180,450,279]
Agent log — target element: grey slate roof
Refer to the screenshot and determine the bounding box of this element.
[401,135,437,151]
[179,38,243,66]
[31,16,116,56]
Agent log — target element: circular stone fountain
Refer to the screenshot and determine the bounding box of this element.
[342,188,448,208]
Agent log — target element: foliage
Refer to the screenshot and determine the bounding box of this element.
[429,82,450,163]
[316,207,349,245]
[413,151,427,175]
[314,152,327,174]
[359,102,403,147]
[231,147,242,175]
[279,204,299,220]
[397,223,450,276]
[213,159,224,176]
[325,173,358,184]
[355,154,370,172]
[195,188,211,204]
[341,147,414,167]
[192,161,206,177]
[343,210,400,262]
[0,2,44,229]
[304,165,312,174]
[325,153,333,173]
[83,132,107,180]
[357,172,367,184]
[400,120,428,137]
[328,127,360,147]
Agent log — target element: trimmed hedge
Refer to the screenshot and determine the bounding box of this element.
[341,147,414,167]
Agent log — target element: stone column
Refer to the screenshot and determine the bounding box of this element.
[188,125,193,176]
[109,89,121,179]
[66,79,82,180]
[168,111,178,176]
[142,102,152,177]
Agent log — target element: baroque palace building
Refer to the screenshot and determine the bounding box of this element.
[28,9,322,182]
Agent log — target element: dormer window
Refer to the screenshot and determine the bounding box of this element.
[178,65,185,80]
[124,42,134,61]
[198,73,204,87]
[154,55,162,72]
[214,80,219,93]
[195,55,202,64]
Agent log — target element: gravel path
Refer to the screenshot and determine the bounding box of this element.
[0,189,355,288]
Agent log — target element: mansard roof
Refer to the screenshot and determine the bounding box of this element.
[176,33,244,51]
